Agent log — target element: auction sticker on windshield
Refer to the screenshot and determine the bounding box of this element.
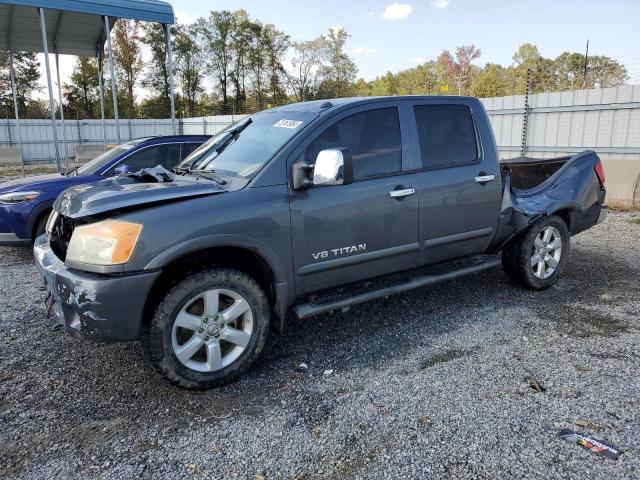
[274,119,303,129]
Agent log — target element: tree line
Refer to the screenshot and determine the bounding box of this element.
[0,9,630,120]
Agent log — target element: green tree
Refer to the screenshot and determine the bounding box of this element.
[113,19,144,118]
[261,24,290,106]
[508,43,555,94]
[229,10,253,113]
[196,10,235,111]
[285,37,325,101]
[63,56,99,118]
[471,63,509,98]
[140,23,175,118]
[317,27,358,98]
[0,51,40,118]
[588,55,628,88]
[174,23,205,117]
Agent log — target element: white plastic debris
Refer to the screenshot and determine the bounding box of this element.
[323,369,334,376]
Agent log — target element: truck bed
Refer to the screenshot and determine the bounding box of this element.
[489,150,606,251]
[500,155,572,190]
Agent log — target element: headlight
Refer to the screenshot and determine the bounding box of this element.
[0,191,41,204]
[66,220,143,266]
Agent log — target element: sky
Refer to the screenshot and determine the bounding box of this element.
[36,0,640,100]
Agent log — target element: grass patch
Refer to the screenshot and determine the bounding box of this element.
[608,199,640,212]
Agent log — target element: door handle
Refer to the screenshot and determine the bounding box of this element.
[389,188,416,198]
[474,174,496,183]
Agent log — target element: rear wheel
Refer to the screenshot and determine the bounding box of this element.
[143,268,270,389]
[502,215,569,290]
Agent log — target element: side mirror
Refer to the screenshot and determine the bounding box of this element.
[292,148,353,191]
[113,164,135,175]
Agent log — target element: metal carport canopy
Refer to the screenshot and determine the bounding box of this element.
[0,0,175,56]
[0,0,176,174]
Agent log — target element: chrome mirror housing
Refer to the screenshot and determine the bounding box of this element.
[313,149,345,186]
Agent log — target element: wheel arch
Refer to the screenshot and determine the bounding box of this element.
[142,236,290,333]
[28,201,54,241]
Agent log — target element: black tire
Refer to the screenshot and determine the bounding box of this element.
[142,268,270,390]
[33,212,49,241]
[502,215,570,290]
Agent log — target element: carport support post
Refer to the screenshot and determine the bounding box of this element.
[97,51,107,149]
[38,7,62,173]
[104,16,121,144]
[9,52,24,177]
[55,52,69,168]
[164,23,176,134]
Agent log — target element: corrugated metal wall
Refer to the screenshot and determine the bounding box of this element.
[481,85,640,159]
[0,115,247,164]
[481,85,640,204]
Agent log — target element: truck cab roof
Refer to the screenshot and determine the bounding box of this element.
[267,95,482,115]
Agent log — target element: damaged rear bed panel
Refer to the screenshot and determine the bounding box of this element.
[489,150,606,251]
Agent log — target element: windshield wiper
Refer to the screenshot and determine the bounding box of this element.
[172,164,190,175]
[215,118,253,155]
[188,169,227,185]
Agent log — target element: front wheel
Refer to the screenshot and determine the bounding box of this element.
[502,215,570,290]
[143,268,270,389]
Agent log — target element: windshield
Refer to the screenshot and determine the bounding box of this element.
[183,111,315,178]
[76,141,142,175]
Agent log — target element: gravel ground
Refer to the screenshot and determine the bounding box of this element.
[0,212,639,479]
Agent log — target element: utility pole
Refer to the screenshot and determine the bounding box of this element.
[582,38,589,89]
[455,73,467,96]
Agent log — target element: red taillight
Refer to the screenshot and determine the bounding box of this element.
[594,161,605,186]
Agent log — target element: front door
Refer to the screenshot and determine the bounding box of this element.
[290,103,419,296]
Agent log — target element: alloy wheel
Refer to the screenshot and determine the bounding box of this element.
[530,226,563,279]
[171,288,254,372]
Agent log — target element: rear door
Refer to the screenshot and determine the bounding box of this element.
[409,100,502,265]
[289,102,419,296]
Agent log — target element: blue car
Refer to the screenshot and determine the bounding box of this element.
[0,135,209,246]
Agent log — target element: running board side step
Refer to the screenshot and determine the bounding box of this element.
[293,257,502,320]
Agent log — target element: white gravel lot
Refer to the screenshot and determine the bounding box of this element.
[0,212,638,479]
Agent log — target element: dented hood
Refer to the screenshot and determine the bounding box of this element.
[54,175,225,218]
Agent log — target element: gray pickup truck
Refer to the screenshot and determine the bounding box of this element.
[34,96,607,389]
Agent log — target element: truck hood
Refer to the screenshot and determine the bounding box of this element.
[54,175,226,218]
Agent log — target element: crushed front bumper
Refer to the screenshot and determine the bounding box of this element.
[33,235,160,341]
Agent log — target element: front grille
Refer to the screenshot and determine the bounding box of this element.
[50,214,77,261]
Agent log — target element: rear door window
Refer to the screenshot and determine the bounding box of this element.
[413,104,478,169]
[305,107,402,180]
